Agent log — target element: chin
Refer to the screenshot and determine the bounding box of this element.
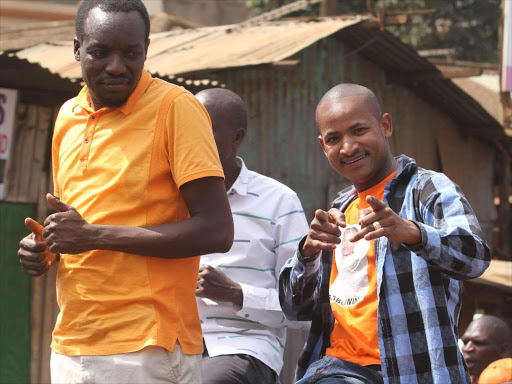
[100,96,130,108]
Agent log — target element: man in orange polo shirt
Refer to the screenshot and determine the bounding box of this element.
[16,0,233,382]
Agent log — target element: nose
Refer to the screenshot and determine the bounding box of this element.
[105,53,126,75]
[462,341,473,353]
[339,137,359,157]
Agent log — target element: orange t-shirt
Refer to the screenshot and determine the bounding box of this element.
[50,70,224,356]
[326,172,396,366]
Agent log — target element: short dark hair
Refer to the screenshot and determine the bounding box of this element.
[75,0,150,42]
[317,83,382,122]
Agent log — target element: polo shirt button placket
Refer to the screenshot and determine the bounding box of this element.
[80,114,98,172]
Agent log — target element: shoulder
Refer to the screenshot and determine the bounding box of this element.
[53,97,79,136]
[407,167,462,208]
[55,97,78,119]
[150,78,191,99]
[247,170,299,198]
[411,167,458,192]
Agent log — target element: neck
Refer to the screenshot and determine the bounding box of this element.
[354,154,398,192]
[223,157,242,191]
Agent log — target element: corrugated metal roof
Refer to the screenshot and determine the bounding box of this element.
[12,16,365,80]
[5,16,504,139]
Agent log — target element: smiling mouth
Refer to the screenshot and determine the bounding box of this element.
[342,154,366,165]
[101,78,130,87]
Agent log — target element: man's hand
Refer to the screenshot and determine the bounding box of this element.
[18,218,57,276]
[42,193,95,254]
[196,265,243,307]
[302,208,346,258]
[351,195,421,245]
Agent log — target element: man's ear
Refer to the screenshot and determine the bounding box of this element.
[145,39,150,57]
[318,135,328,157]
[74,37,81,61]
[380,113,393,138]
[233,128,245,149]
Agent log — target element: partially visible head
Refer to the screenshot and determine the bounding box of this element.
[461,315,512,378]
[316,84,395,192]
[195,88,248,168]
[74,0,151,110]
[341,227,358,256]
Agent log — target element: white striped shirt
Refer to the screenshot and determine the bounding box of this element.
[198,158,309,375]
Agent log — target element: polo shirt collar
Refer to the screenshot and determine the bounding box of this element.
[228,157,249,196]
[72,70,153,115]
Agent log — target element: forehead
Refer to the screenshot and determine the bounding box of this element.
[464,322,490,339]
[317,96,375,126]
[82,8,146,45]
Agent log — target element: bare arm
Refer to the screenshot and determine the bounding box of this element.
[42,177,234,258]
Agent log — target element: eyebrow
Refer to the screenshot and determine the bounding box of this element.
[323,121,367,138]
[87,42,142,50]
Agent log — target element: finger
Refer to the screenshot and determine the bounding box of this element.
[364,228,386,241]
[309,230,341,245]
[309,239,338,251]
[358,208,373,220]
[350,227,371,243]
[327,208,346,227]
[359,211,380,228]
[22,262,51,277]
[314,209,334,224]
[18,248,47,262]
[311,220,341,237]
[366,196,386,211]
[46,193,72,213]
[25,218,44,240]
[19,238,47,253]
[20,258,48,271]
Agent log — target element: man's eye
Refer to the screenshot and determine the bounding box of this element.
[354,128,366,134]
[326,136,339,144]
[90,51,106,58]
[126,51,140,58]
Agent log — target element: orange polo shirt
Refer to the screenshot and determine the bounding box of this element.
[50,70,224,356]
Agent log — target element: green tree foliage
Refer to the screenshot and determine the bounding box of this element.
[246,0,501,63]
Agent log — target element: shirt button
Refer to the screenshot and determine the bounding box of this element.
[84,137,90,143]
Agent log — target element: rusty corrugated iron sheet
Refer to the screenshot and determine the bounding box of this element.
[9,16,503,140]
[12,17,365,80]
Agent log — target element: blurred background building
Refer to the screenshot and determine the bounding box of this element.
[1,1,510,383]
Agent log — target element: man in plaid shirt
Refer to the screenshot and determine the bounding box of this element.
[279,84,490,384]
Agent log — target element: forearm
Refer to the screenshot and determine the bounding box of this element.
[239,284,310,329]
[407,221,490,279]
[279,240,322,321]
[90,214,233,259]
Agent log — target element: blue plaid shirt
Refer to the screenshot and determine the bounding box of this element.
[279,155,490,384]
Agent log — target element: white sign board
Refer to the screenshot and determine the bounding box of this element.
[503,0,512,92]
[0,88,18,199]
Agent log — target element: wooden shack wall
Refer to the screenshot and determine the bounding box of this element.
[0,94,60,384]
[216,36,496,243]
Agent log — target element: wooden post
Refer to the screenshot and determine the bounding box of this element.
[320,0,336,16]
[498,0,512,259]
[498,147,511,259]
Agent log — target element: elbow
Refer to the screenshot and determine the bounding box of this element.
[211,213,234,253]
[217,224,234,253]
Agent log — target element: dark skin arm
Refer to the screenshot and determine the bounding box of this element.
[196,265,243,307]
[40,177,234,258]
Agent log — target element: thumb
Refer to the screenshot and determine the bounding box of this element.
[328,208,346,228]
[46,193,72,212]
[25,217,44,240]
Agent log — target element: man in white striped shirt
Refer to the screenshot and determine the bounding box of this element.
[195,88,309,384]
